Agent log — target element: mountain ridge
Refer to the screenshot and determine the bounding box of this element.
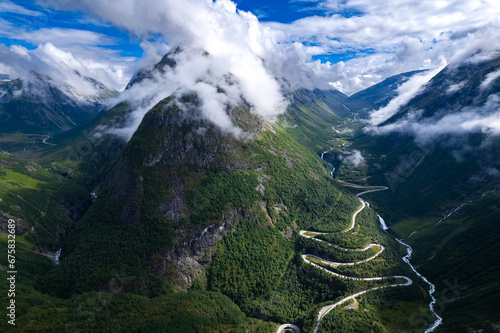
[0,71,117,135]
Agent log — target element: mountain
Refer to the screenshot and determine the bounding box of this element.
[344,70,425,119]
[125,46,180,90]
[334,55,500,332]
[383,56,500,125]
[8,47,500,332]
[0,72,117,135]
[39,60,362,297]
[0,50,440,332]
[0,150,91,250]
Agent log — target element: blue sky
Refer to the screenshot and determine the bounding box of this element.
[0,1,143,57]
[236,0,329,23]
[1,0,500,95]
[0,0,359,61]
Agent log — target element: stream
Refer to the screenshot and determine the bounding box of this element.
[321,150,335,178]
[394,238,443,332]
[54,248,62,265]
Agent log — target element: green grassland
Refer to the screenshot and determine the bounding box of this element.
[0,151,91,249]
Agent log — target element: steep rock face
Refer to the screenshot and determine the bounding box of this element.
[125,47,179,90]
[108,94,260,223]
[95,93,263,290]
[152,208,242,290]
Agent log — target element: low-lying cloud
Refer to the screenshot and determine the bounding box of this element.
[480,70,500,91]
[0,43,116,102]
[39,0,291,138]
[368,64,446,126]
[109,48,288,140]
[341,150,366,167]
[1,0,498,141]
[370,94,500,145]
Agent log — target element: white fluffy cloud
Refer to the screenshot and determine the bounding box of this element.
[0,22,134,92]
[38,0,291,137]
[20,0,500,97]
[110,48,247,140]
[0,1,135,92]
[369,94,500,144]
[1,0,494,140]
[0,42,129,102]
[267,0,500,93]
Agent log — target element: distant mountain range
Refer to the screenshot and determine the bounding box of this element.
[0,71,117,134]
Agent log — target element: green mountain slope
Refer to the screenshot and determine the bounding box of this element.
[0,89,430,332]
[0,151,91,250]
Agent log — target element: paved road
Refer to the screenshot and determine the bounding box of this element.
[276,323,301,333]
[302,184,412,333]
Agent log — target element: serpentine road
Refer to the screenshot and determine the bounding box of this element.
[300,185,413,333]
[276,184,414,333]
[276,152,442,333]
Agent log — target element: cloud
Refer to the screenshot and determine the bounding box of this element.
[0,42,125,102]
[480,69,500,91]
[38,0,290,138]
[0,22,135,92]
[341,150,366,167]
[265,0,500,94]
[368,64,446,125]
[369,94,500,145]
[30,0,500,140]
[34,42,132,92]
[109,47,288,140]
[446,81,466,94]
[0,1,41,16]
[31,0,500,97]
[16,28,116,47]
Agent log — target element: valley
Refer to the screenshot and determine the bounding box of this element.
[1,45,500,333]
[288,178,443,333]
